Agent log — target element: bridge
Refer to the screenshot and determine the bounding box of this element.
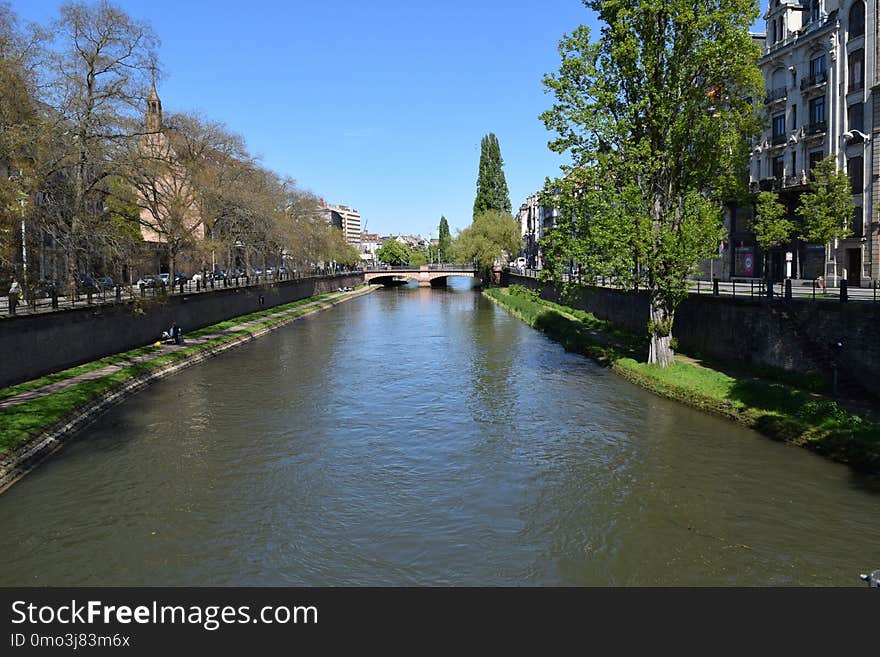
[364,264,478,287]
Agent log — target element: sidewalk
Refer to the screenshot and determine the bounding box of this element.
[0,289,353,410]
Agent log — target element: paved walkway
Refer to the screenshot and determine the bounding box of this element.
[0,291,352,410]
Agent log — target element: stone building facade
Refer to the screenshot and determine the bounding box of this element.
[739,0,877,286]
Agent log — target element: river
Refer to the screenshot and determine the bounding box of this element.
[0,280,878,585]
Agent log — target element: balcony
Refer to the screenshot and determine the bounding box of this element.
[771,133,787,146]
[805,121,827,135]
[800,71,827,90]
[758,178,779,192]
[764,87,787,105]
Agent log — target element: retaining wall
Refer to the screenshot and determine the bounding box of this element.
[0,274,363,388]
[504,272,880,393]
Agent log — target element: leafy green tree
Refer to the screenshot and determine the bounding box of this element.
[473,133,511,217]
[449,210,520,275]
[409,249,428,266]
[753,191,792,280]
[438,215,451,262]
[376,239,411,266]
[541,1,763,366]
[797,155,853,281]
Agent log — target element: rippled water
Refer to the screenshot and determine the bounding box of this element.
[0,280,878,585]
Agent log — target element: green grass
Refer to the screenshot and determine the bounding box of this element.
[0,289,356,455]
[485,286,880,472]
[0,346,160,402]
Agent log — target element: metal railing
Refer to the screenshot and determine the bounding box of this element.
[363,263,477,272]
[800,72,827,90]
[764,87,788,104]
[0,269,363,318]
[504,267,880,304]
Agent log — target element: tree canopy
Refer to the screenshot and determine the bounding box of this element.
[438,215,451,263]
[540,0,763,366]
[473,133,511,217]
[797,155,854,246]
[376,239,411,266]
[449,210,520,273]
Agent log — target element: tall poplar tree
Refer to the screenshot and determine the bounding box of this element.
[541,1,763,367]
[473,133,511,217]
[438,215,451,262]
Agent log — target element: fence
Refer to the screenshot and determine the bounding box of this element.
[504,267,880,304]
[0,269,362,318]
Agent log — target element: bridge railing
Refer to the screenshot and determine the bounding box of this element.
[364,264,476,272]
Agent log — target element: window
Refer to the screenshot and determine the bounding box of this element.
[849,50,864,91]
[848,102,864,133]
[791,104,797,130]
[849,2,865,39]
[809,54,826,78]
[810,0,820,23]
[791,152,797,178]
[773,156,785,179]
[851,206,864,238]
[848,156,863,194]
[808,96,826,129]
[772,113,786,138]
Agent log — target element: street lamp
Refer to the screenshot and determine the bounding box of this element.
[843,130,871,143]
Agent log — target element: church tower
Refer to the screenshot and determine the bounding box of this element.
[146,69,162,133]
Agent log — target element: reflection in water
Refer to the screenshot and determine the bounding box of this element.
[0,279,877,585]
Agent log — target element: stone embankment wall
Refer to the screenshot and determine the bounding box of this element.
[0,274,363,388]
[504,272,880,393]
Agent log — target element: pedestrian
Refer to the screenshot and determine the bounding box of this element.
[171,322,182,345]
[817,275,826,294]
[8,277,21,315]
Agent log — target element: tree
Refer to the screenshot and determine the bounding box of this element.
[43,0,158,295]
[438,215,451,263]
[0,3,48,285]
[472,133,511,217]
[449,210,520,275]
[376,239,411,266]
[753,191,792,280]
[796,155,853,282]
[541,1,763,366]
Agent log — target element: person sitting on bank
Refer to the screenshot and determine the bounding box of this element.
[171,322,183,345]
[8,278,21,315]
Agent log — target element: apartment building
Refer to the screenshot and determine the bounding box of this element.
[743,0,876,285]
[515,192,560,269]
[325,204,362,246]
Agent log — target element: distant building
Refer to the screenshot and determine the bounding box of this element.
[360,231,379,263]
[323,203,361,246]
[515,191,560,269]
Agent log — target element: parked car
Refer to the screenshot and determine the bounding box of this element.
[212,269,227,281]
[173,272,189,285]
[158,273,170,286]
[97,276,114,290]
[77,275,99,293]
[137,275,166,290]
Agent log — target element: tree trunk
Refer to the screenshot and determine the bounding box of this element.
[648,292,675,367]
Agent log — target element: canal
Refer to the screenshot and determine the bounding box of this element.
[0,280,878,585]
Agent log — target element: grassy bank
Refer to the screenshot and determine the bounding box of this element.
[0,289,360,455]
[484,286,880,472]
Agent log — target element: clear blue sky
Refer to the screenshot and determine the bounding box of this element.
[12,0,596,237]
[13,1,768,237]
